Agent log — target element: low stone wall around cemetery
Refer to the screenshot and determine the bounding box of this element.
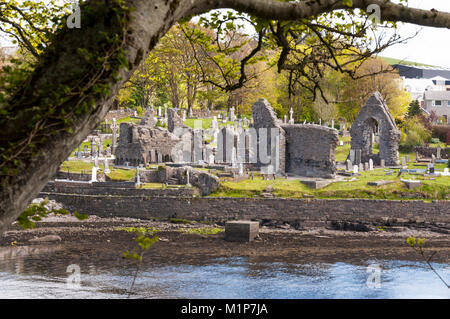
[42,181,196,197]
[104,109,135,121]
[38,189,450,227]
[415,147,449,159]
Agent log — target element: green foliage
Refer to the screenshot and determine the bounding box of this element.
[0,1,135,187]
[122,226,159,261]
[176,227,224,236]
[407,100,421,118]
[121,226,159,296]
[212,166,450,200]
[17,197,86,229]
[406,236,449,288]
[400,116,432,151]
[169,218,194,224]
[155,119,167,128]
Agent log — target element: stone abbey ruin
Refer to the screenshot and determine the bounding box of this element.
[349,92,401,166]
[112,98,340,179]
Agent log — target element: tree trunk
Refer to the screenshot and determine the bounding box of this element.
[0,0,196,234]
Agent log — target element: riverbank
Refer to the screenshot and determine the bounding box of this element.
[1,215,449,266]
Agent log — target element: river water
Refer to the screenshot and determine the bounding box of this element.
[0,245,448,298]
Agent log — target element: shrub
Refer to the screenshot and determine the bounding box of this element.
[432,125,450,142]
[430,138,441,144]
[400,117,431,151]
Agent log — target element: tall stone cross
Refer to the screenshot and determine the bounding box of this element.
[110,118,118,154]
[289,108,294,124]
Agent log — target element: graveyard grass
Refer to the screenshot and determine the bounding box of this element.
[212,166,449,200]
[61,161,137,181]
[184,118,248,130]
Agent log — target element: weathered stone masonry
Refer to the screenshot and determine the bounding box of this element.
[39,189,450,227]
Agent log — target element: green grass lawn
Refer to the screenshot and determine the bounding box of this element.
[60,160,136,181]
[379,56,437,67]
[335,135,429,163]
[211,167,450,200]
[184,118,248,130]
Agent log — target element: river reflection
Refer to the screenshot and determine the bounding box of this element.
[0,246,448,299]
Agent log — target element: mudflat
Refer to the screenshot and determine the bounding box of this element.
[0,215,449,267]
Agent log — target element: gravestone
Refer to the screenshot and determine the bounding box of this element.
[111,118,118,154]
[346,160,352,171]
[349,149,355,163]
[353,165,358,174]
[401,179,421,189]
[437,146,441,159]
[359,163,364,172]
[91,167,98,182]
[364,162,369,171]
[355,149,362,165]
[211,116,218,130]
[369,159,374,170]
[401,157,407,168]
[150,150,156,163]
[104,158,110,174]
[380,159,385,168]
[229,107,236,121]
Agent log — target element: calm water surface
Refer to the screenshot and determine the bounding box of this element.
[0,246,448,299]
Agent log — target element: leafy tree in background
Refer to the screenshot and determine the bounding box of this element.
[407,100,421,118]
[0,0,450,233]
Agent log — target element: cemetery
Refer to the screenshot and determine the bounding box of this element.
[38,92,448,235]
[52,92,449,206]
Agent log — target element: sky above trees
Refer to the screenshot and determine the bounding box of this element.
[1,0,449,67]
[375,0,450,67]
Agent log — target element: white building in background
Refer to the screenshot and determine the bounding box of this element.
[0,46,18,57]
[401,78,437,103]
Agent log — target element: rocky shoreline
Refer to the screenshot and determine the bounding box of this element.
[1,214,449,267]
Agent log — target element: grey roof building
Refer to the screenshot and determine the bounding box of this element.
[394,64,450,81]
[423,91,450,124]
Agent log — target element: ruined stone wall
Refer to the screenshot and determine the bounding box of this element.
[115,123,181,166]
[167,108,185,133]
[282,124,338,178]
[104,110,134,121]
[251,99,286,173]
[350,92,400,166]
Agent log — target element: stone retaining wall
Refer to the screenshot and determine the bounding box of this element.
[42,182,196,197]
[38,190,450,228]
